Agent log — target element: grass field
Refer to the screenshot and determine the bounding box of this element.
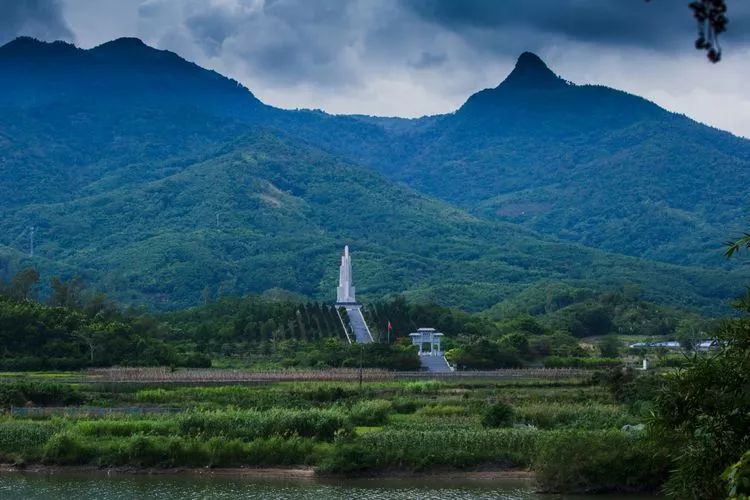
[0,370,668,493]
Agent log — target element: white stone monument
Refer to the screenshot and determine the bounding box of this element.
[334,245,373,343]
[336,245,357,304]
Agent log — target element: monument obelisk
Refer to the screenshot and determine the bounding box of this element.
[336,245,356,304]
[334,245,372,343]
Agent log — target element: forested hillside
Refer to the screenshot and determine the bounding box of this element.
[0,37,748,314]
[340,53,750,268]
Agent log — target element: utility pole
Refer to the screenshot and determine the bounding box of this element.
[359,344,364,390]
[29,226,35,257]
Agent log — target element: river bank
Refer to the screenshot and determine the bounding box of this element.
[0,464,534,480]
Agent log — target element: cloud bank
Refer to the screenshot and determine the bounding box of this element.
[0,0,74,45]
[2,0,750,137]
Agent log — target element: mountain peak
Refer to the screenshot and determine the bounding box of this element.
[90,37,162,57]
[498,52,567,90]
[95,37,149,49]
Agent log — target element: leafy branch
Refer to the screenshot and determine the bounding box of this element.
[725,233,750,258]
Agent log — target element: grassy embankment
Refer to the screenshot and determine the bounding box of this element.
[0,372,668,493]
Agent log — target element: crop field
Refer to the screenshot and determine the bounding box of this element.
[0,371,667,493]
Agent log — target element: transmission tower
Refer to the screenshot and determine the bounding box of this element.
[29,226,36,257]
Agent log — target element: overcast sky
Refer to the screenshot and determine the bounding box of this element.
[2,0,750,137]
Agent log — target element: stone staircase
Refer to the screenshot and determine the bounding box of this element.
[344,306,373,343]
[418,354,454,373]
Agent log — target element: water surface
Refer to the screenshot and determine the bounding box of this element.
[0,472,659,499]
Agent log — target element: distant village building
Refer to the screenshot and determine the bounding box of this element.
[629,341,681,349]
[628,339,721,351]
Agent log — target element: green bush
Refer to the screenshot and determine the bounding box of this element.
[349,400,392,426]
[391,398,418,414]
[481,401,514,428]
[534,430,668,493]
[0,381,84,408]
[317,442,378,474]
[42,432,94,465]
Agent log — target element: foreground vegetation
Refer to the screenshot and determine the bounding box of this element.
[0,263,747,498]
[0,374,664,493]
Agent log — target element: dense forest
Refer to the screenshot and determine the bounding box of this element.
[0,268,713,372]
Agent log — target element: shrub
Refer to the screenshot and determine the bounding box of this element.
[391,398,417,414]
[42,433,94,465]
[593,368,664,407]
[534,430,668,493]
[482,401,514,428]
[317,442,378,474]
[349,400,392,426]
[0,380,84,408]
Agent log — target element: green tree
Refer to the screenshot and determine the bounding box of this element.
[651,295,750,498]
[597,335,620,358]
[7,268,40,300]
[49,276,85,309]
[498,332,530,357]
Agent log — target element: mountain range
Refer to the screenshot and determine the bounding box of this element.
[0,37,747,313]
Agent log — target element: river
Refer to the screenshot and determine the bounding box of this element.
[0,472,659,499]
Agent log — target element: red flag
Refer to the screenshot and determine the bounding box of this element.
[387,321,392,331]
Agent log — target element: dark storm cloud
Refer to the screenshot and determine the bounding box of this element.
[401,0,750,51]
[155,0,361,86]
[183,7,240,57]
[411,51,448,69]
[133,0,750,94]
[0,0,74,45]
[8,0,750,135]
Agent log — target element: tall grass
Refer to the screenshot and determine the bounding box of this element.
[0,419,58,457]
[41,432,323,467]
[515,403,635,430]
[175,408,349,440]
[319,428,540,472]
